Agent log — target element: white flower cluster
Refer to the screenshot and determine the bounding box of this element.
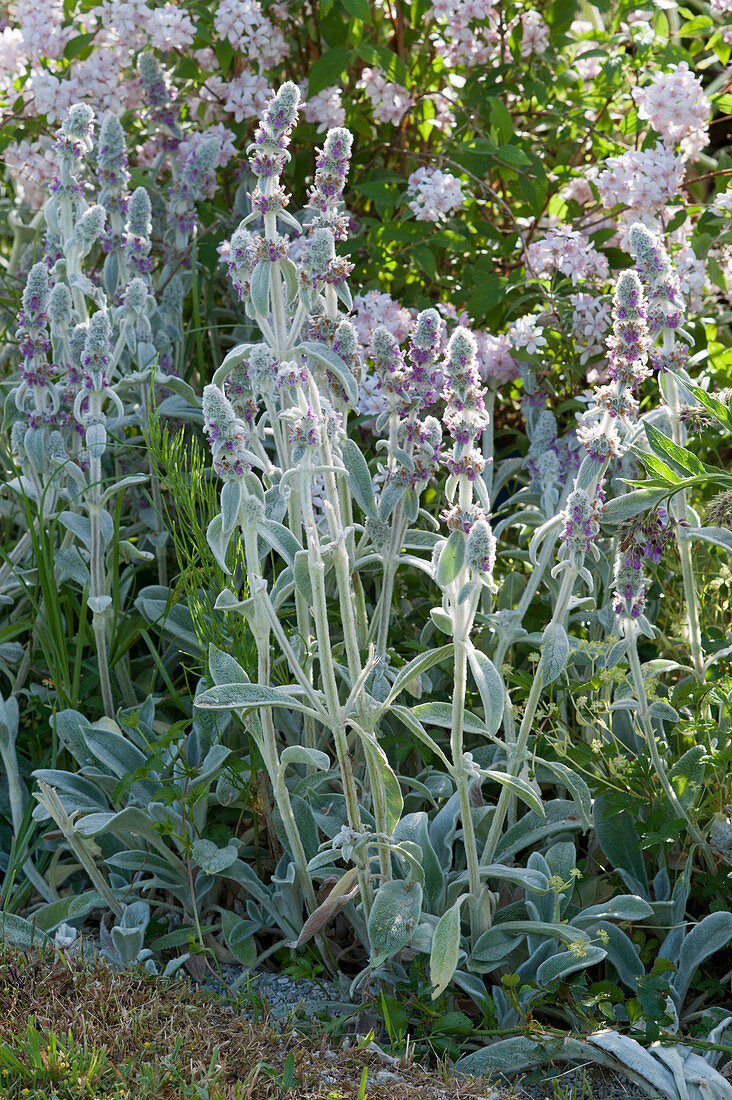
[301,84,346,131]
[406,167,466,223]
[508,313,547,356]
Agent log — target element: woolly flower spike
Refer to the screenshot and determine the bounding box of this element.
[247,345,279,399]
[81,312,112,389]
[62,103,95,144]
[202,385,252,481]
[408,308,445,410]
[126,187,153,279]
[47,282,72,330]
[226,225,255,301]
[442,326,489,450]
[308,126,353,236]
[612,553,646,620]
[17,262,52,389]
[371,325,409,413]
[138,52,179,130]
[96,113,129,218]
[560,488,600,563]
[21,262,50,322]
[628,223,683,340]
[250,82,301,179]
[606,271,651,389]
[122,277,152,317]
[289,407,321,460]
[466,518,497,579]
[168,137,219,239]
[74,204,106,253]
[576,419,623,462]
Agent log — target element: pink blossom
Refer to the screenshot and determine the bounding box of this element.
[4,138,57,208]
[636,62,710,157]
[204,72,271,123]
[428,0,500,68]
[357,67,412,125]
[406,166,465,222]
[521,10,549,58]
[352,291,415,357]
[527,225,609,284]
[569,291,608,365]
[213,0,288,68]
[301,84,346,130]
[177,125,237,177]
[147,3,196,51]
[474,332,519,382]
[508,313,547,356]
[12,0,69,61]
[673,243,707,312]
[596,143,685,216]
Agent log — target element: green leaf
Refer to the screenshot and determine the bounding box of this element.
[341,0,373,20]
[644,422,707,478]
[356,44,408,86]
[487,97,513,143]
[411,701,488,736]
[64,32,95,59]
[535,758,592,830]
[668,745,706,811]
[279,745,330,773]
[390,706,451,769]
[308,46,352,98]
[540,623,569,687]
[602,488,668,525]
[294,550,314,604]
[192,839,239,875]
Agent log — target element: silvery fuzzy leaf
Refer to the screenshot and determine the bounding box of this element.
[436,530,465,587]
[294,549,314,603]
[605,637,630,670]
[594,921,644,991]
[380,644,453,713]
[430,606,454,635]
[212,343,255,385]
[258,519,301,566]
[481,770,545,817]
[495,800,584,862]
[110,924,146,966]
[31,769,109,814]
[392,812,445,913]
[458,580,477,605]
[298,340,359,408]
[206,514,233,575]
[342,438,376,519]
[221,910,257,967]
[0,913,51,950]
[686,526,732,554]
[379,480,407,521]
[360,731,404,835]
[411,701,487,736]
[192,839,239,875]
[86,420,107,458]
[103,250,119,297]
[572,895,653,925]
[118,540,155,564]
[189,744,233,791]
[82,726,147,779]
[478,865,550,895]
[536,945,607,986]
[649,699,680,724]
[534,758,592,830]
[335,279,352,311]
[601,488,667,525]
[389,706,451,771]
[593,794,649,896]
[0,692,19,750]
[540,622,569,687]
[220,478,244,535]
[73,806,161,844]
[250,259,271,315]
[467,645,505,736]
[368,880,423,966]
[23,427,46,471]
[279,745,330,773]
[88,595,112,615]
[672,911,732,1009]
[194,682,315,718]
[430,895,468,998]
[208,644,250,686]
[668,745,707,811]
